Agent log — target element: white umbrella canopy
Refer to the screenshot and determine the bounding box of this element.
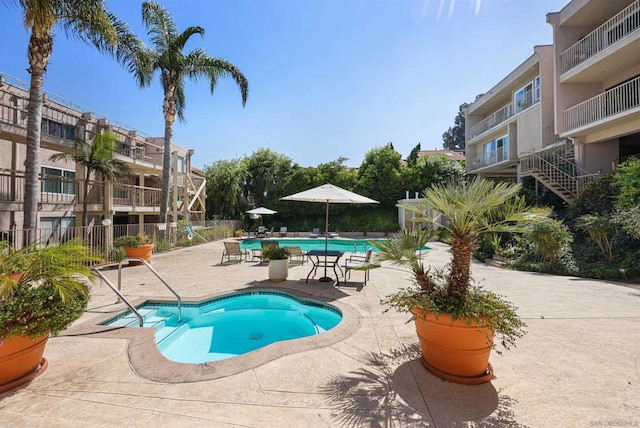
[281,183,379,282]
[246,207,277,224]
[246,207,278,215]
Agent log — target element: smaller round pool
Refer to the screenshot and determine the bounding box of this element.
[103,291,342,364]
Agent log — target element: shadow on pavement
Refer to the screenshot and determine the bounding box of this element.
[321,343,528,427]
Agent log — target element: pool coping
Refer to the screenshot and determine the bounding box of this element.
[65,285,362,383]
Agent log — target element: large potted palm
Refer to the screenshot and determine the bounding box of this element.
[0,240,101,392]
[373,178,549,384]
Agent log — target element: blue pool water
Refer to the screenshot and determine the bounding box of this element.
[103,291,342,364]
[241,238,383,253]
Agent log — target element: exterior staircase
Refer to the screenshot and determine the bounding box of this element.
[519,143,599,203]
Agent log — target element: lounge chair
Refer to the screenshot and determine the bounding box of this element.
[256,226,266,238]
[221,241,248,264]
[328,231,340,238]
[265,226,275,237]
[279,226,288,237]
[309,228,320,238]
[285,246,306,265]
[343,248,374,286]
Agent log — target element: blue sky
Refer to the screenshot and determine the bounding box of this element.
[0,0,568,169]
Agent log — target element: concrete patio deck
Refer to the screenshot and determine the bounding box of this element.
[1,239,639,427]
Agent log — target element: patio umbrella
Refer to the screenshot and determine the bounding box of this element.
[281,183,378,282]
[246,207,277,224]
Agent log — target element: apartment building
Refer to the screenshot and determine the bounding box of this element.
[0,72,206,239]
[465,0,640,202]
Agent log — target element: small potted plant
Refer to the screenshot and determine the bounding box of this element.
[261,246,290,281]
[372,178,550,384]
[114,233,154,265]
[0,239,101,392]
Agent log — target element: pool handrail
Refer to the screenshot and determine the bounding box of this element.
[91,267,144,327]
[117,257,182,322]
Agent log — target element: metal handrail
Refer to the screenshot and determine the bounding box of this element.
[91,267,144,327]
[117,258,182,321]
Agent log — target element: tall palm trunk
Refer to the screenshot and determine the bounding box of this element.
[160,89,177,224]
[23,33,53,243]
[449,235,474,303]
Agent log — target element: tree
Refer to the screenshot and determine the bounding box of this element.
[49,132,132,228]
[202,158,246,219]
[418,178,549,305]
[357,143,402,207]
[406,143,421,166]
[442,104,467,151]
[9,0,138,241]
[243,148,293,207]
[123,1,249,224]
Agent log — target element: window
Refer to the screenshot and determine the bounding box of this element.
[482,135,508,166]
[39,217,75,245]
[176,156,184,174]
[41,167,75,195]
[42,118,76,140]
[483,141,496,165]
[496,136,509,161]
[514,76,540,114]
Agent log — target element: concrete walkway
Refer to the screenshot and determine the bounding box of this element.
[1,240,639,427]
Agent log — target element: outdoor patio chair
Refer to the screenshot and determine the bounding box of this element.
[265,226,275,237]
[343,248,374,286]
[285,246,306,265]
[256,226,266,238]
[309,228,320,238]
[279,226,288,237]
[221,241,248,264]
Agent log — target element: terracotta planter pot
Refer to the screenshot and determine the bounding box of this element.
[123,244,154,265]
[411,308,494,384]
[268,259,288,281]
[0,335,49,393]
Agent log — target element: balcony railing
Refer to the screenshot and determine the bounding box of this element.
[469,103,513,140]
[113,184,162,207]
[469,146,509,171]
[0,169,105,204]
[563,75,640,132]
[561,0,640,74]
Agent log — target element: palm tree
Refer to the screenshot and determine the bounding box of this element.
[375,178,550,306]
[49,132,131,228]
[123,1,249,224]
[419,178,550,304]
[8,0,139,242]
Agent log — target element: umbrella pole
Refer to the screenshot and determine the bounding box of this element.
[319,200,332,282]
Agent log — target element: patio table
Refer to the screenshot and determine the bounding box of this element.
[306,250,344,283]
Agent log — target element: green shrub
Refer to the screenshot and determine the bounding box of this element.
[108,246,126,262]
[512,218,576,275]
[613,157,640,209]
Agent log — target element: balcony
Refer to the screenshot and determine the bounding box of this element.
[469,104,514,140]
[113,184,162,209]
[561,0,640,75]
[563,75,640,132]
[468,146,510,171]
[113,139,164,165]
[0,169,103,205]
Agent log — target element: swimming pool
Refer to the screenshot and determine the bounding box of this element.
[103,291,342,364]
[241,238,382,253]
